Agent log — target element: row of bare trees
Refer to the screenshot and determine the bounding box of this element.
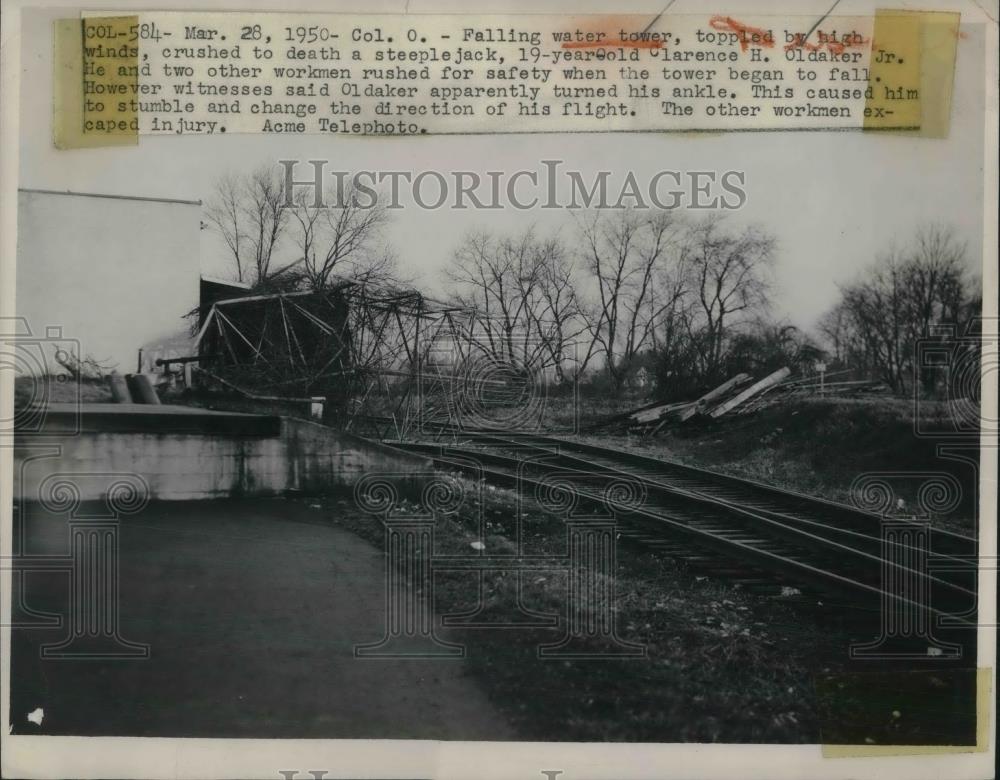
[818,225,979,395]
[206,168,782,398]
[442,211,780,397]
[206,169,977,400]
[205,166,396,291]
[445,229,584,383]
[443,218,979,399]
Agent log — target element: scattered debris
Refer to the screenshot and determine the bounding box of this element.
[590,366,889,435]
[54,350,114,380]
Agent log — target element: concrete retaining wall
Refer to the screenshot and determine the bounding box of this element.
[14,412,432,502]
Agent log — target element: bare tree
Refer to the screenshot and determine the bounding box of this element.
[648,251,691,352]
[817,301,870,368]
[204,166,288,286]
[839,250,910,391]
[682,215,775,381]
[445,228,553,371]
[647,228,694,389]
[575,208,685,392]
[529,236,590,383]
[830,224,969,394]
[903,225,967,391]
[817,303,848,364]
[287,182,392,291]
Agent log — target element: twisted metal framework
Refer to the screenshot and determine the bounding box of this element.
[192,281,492,437]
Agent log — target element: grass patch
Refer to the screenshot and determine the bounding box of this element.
[574,396,978,534]
[314,481,860,743]
[14,375,111,405]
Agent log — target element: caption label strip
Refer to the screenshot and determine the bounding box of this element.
[54,10,959,147]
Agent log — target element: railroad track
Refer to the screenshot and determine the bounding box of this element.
[439,429,975,556]
[384,426,978,625]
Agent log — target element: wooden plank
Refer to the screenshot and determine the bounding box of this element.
[633,373,754,426]
[631,401,691,424]
[678,373,752,421]
[650,403,697,434]
[708,367,791,418]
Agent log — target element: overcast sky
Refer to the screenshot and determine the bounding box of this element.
[17,8,986,334]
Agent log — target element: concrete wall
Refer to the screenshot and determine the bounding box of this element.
[15,189,201,374]
[14,417,432,502]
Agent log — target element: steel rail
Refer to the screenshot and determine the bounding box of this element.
[393,441,976,617]
[415,425,975,561]
[405,444,974,624]
[440,431,978,580]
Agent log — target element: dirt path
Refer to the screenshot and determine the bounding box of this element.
[10,498,516,739]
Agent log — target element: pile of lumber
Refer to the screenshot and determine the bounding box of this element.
[594,367,887,435]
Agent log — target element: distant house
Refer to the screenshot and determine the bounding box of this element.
[15,188,202,374]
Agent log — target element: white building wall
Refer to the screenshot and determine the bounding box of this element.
[15,189,201,374]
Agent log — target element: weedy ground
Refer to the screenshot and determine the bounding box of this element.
[317,393,980,742]
[569,396,979,535]
[319,482,870,744]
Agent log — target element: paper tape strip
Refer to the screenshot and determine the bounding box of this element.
[864,9,960,137]
[53,16,139,149]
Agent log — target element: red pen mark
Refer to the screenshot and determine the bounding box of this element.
[558,14,668,50]
[784,32,869,55]
[708,15,775,51]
